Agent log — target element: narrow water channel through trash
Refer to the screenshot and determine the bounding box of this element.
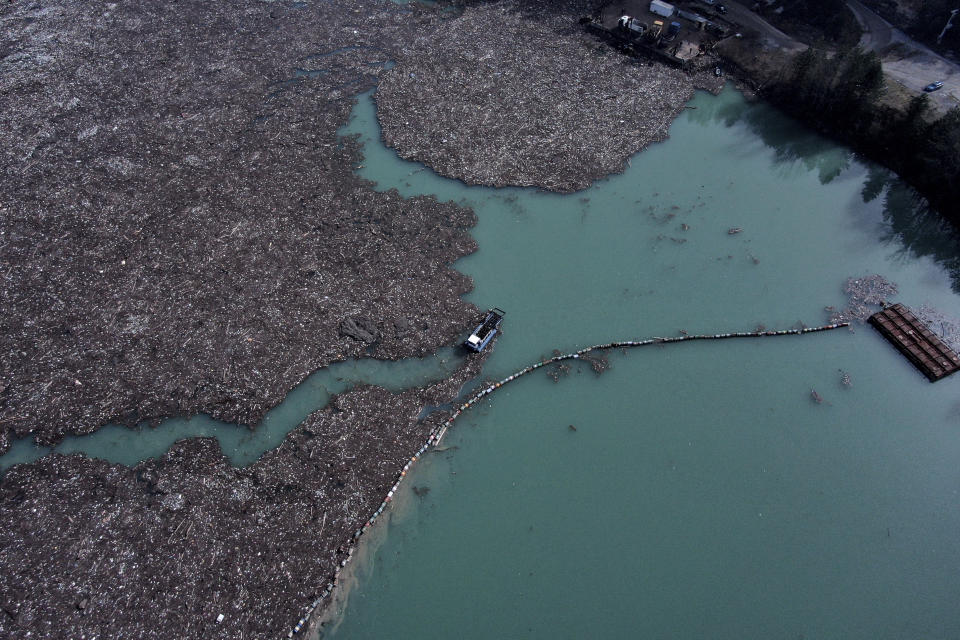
[0,347,463,472]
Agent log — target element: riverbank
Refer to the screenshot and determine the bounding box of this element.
[714,23,960,223]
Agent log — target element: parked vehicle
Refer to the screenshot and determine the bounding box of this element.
[618,15,646,36]
[924,81,944,92]
[706,21,726,36]
[717,4,727,13]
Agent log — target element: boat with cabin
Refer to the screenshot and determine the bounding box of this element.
[464,308,505,352]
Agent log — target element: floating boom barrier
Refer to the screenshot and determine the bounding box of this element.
[283,322,849,637]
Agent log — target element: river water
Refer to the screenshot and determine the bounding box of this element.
[321,87,960,639]
[0,347,463,472]
[3,82,958,637]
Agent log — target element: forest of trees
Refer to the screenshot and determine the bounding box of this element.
[763,45,960,221]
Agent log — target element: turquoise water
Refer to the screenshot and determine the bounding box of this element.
[323,87,960,639]
[0,348,462,472]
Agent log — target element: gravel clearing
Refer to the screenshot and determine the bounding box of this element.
[376,1,723,192]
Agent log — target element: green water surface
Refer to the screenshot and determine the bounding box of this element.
[0,348,463,472]
[322,87,960,639]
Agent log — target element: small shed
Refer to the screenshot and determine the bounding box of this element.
[650,0,675,18]
[678,9,708,28]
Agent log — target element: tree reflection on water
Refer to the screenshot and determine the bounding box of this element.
[687,87,960,292]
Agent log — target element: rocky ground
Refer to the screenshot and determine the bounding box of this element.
[0,0,718,637]
[376,1,723,192]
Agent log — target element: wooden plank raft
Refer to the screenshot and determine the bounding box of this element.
[868,303,960,382]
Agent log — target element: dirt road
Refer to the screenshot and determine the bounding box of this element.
[847,0,960,112]
[724,1,805,52]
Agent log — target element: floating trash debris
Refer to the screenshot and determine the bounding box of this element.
[830,275,899,323]
[375,3,716,192]
[839,370,852,388]
[915,304,960,354]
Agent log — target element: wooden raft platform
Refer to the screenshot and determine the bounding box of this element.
[868,303,960,382]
